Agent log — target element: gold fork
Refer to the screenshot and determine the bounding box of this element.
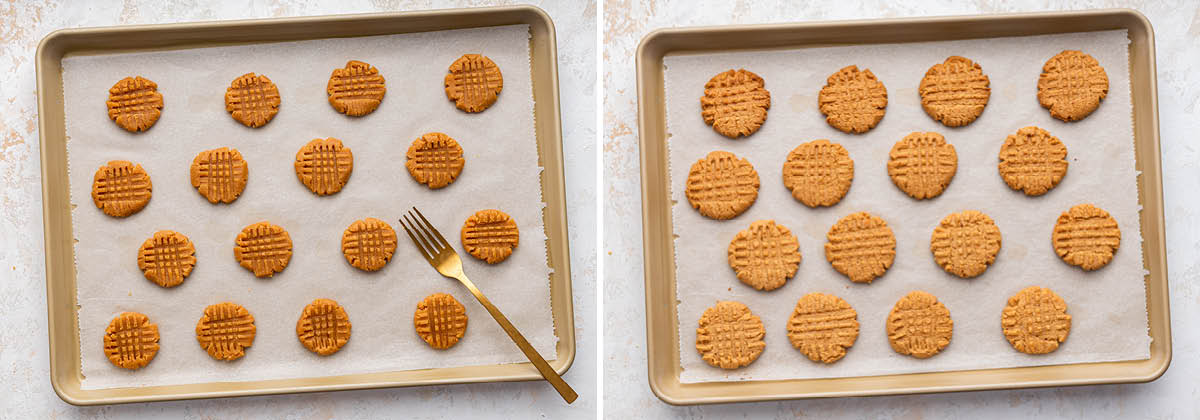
[398,207,578,404]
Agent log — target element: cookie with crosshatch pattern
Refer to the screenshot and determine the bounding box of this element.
[930,210,1002,278]
[103,312,159,370]
[294,137,354,196]
[887,132,957,200]
[342,218,398,271]
[190,147,248,204]
[444,54,503,113]
[787,293,858,364]
[824,212,896,283]
[195,302,256,361]
[327,60,386,117]
[137,230,196,288]
[700,69,771,139]
[91,160,152,218]
[1052,204,1120,271]
[695,301,765,369]
[296,298,352,356]
[414,293,469,350]
[886,291,953,359]
[406,132,465,189]
[1038,50,1109,122]
[998,126,1068,196]
[782,139,854,207]
[461,209,519,264]
[818,65,888,134]
[106,76,163,132]
[1002,286,1071,354]
[233,221,293,278]
[685,151,760,220]
[918,56,990,127]
[224,73,280,128]
[726,220,802,291]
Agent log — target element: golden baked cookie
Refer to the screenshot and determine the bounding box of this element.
[137,230,196,288]
[461,209,520,264]
[1038,50,1109,122]
[886,291,953,359]
[296,298,352,356]
[695,301,766,369]
[342,218,398,271]
[405,132,465,189]
[414,293,469,350]
[444,54,503,113]
[1001,286,1071,354]
[225,72,280,128]
[818,65,888,134]
[234,221,293,278]
[195,302,256,361]
[726,220,802,291]
[782,139,854,207]
[295,138,354,196]
[91,160,152,218]
[684,151,760,220]
[103,312,159,370]
[699,69,771,139]
[327,60,386,117]
[930,210,1002,278]
[887,132,957,200]
[786,293,858,364]
[918,56,990,127]
[998,126,1068,196]
[190,147,248,204]
[106,76,163,132]
[1052,204,1120,270]
[824,212,896,283]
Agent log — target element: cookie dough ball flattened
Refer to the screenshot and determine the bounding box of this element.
[887,291,953,359]
[1038,50,1109,122]
[727,220,803,291]
[103,312,159,370]
[461,209,520,264]
[998,126,1068,196]
[695,301,766,369]
[296,298,352,356]
[930,210,1002,279]
[414,293,469,350]
[195,302,256,361]
[190,147,248,204]
[137,230,196,288]
[1052,204,1120,271]
[888,132,957,200]
[406,132,465,189]
[918,56,990,127]
[1002,286,1071,354]
[818,65,888,134]
[295,138,354,196]
[225,73,281,128]
[107,76,163,132]
[327,60,386,117]
[782,139,854,207]
[234,221,293,278]
[342,218,398,272]
[786,293,858,364]
[699,69,771,139]
[91,160,152,218]
[444,54,503,113]
[824,212,896,283]
[685,151,760,220]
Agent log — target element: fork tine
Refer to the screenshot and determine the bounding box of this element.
[412,207,452,249]
[404,213,440,257]
[409,209,444,253]
[398,215,434,264]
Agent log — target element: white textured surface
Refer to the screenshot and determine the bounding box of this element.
[605,0,1200,417]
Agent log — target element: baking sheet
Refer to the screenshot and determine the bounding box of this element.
[63,24,556,390]
[664,30,1149,383]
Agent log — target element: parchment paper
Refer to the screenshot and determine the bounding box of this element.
[63,25,557,390]
[664,30,1148,383]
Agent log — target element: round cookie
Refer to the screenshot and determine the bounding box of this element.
[699,69,771,139]
[106,76,163,132]
[786,293,858,364]
[406,132,465,189]
[695,301,765,369]
[918,56,990,127]
[414,293,469,350]
[327,60,386,117]
[190,147,248,204]
[1001,286,1071,354]
[930,210,1002,278]
[103,312,159,370]
[461,209,520,264]
[998,126,1068,196]
[824,212,896,283]
[1052,204,1120,271]
[726,220,803,291]
[295,137,354,196]
[225,72,280,128]
[684,151,760,220]
[887,132,957,200]
[91,160,152,218]
[195,302,256,361]
[342,218,398,272]
[818,65,888,134]
[886,291,953,359]
[233,221,293,278]
[296,298,352,356]
[137,230,196,288]
[1038,50,1109,122]
[782,139,854,207]
[444,54,503,113]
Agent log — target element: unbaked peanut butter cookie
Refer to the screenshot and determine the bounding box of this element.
[414,293,469,350]
[818,65,888,134]
[295,138,354,196]
[137,230,196,288]
[695,301,766,369]
[406,132,465,189]
[1038,50,1109,122]
[684,151,760,220]
[103,312,159,370]
[782,139,854,207]
[342,218,398,271]
[107,76,163,132]
[233,221,293,278]
[887,132,957,200]
[296,298,352,356]
[444,54,503,113]
[700,69,771,139]
[461,209,519,264]
[786,293,858,364]
[195,302,256,361]
[930,210,1002,278]
[824,212,896,283]
[918,56,990,127]
[327,60,386,117]
[91,160,152,218]
[998,126,1068,196]
[1052,204,1120,271]
[190,147,248,204]
[726,220,802,291]
[225,73,280,128]
[1001,286,1071,354]
[886,291,953,359]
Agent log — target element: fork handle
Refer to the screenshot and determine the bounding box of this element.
[454,273,578,404]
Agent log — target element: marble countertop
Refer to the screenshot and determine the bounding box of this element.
[603,0,1200,417]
